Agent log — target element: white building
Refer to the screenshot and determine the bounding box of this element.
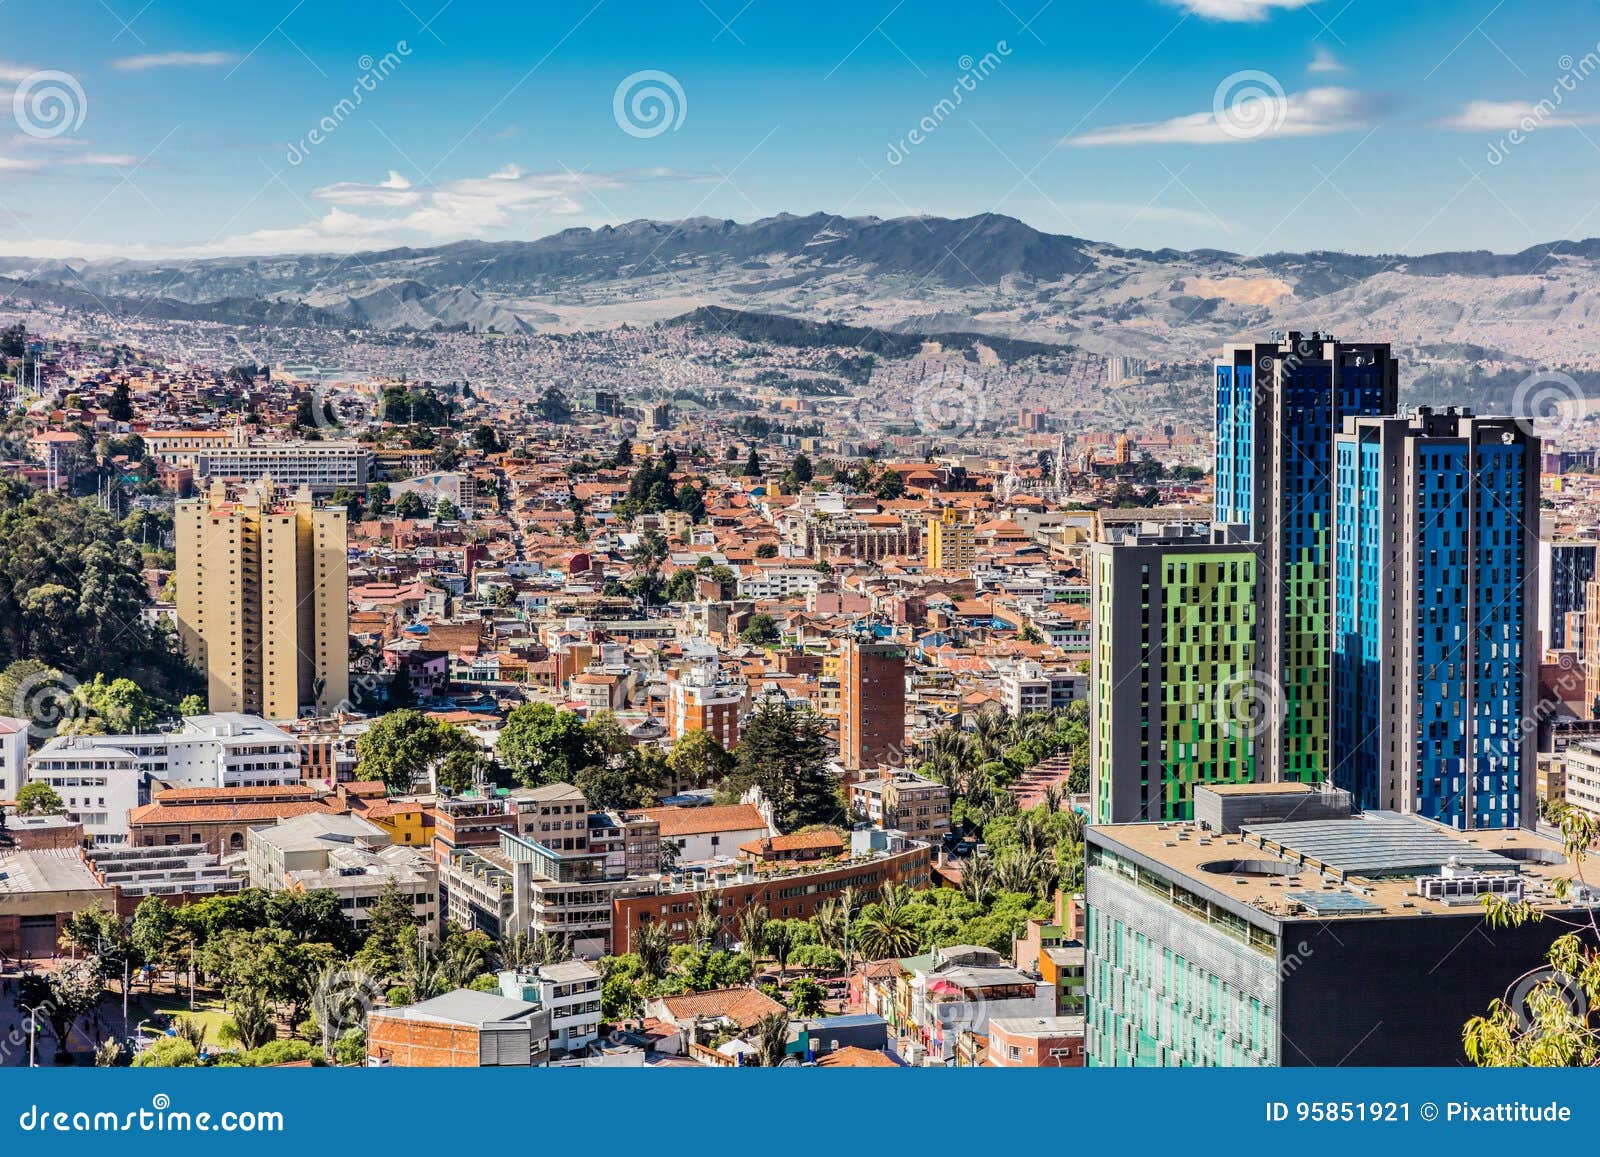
[245,812,439,940]
[0,716,28,802]
[27,714,300,845]
[998,661,1086,715]
[169,440,371,494]
[499,960,603,1055]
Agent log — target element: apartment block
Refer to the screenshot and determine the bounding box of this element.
[1332,408,1538,829]
[840,635,906,770]
[1089,522,1260,824]
[175,479,350,719]
[1215,333,1398,784]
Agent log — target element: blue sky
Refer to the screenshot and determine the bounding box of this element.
[2,0,1599,258]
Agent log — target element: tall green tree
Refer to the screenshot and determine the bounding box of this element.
[730,701,840,831]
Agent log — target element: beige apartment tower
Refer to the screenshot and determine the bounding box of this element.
[175,479,349,720]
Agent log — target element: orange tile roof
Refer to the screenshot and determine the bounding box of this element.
[637,803,768,838]
[655,987,786,1028]
[817,1045,899,1068]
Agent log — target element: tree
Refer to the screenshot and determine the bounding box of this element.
[393,491,427,520]
[133,1037,200,1067]
[666,729,733,791]
[107,381,134,422]
[536,386,572,425]
[873,467,905,500]
[754,1011,791,1067]
[1464,806,1600,1065]
[634,922,672,982]
[787,976,825,1016]
[754,542,778,559]
[356,710,479,794]
[129,896,176,988]
[178,693,207,717]
[612,437,633,467]
[765,920,794,979]
[354,880,422,982]
[736,904,769,964]
[675,481,706,522]
[472,425,500,454]
[19,959,103,1062]
[16,781,64,815]
[743,448,764,477]
[854,884,920,960]
[729,700,841,831]
[498,703,596,789]
[740,613,780,645]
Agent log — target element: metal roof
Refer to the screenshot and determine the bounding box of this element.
[1241,816,1519,879]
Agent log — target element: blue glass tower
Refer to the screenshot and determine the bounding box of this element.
[1332,408,1539,829]
[1215,334,1397,784]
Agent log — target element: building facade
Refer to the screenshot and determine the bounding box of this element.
[1331,408,1538,829]
[840,636,906,770]
[1215,333,1398,785]
[175,480,350,719]
[1089,523,1260,824]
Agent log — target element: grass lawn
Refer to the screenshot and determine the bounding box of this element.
[130,991,231,1046]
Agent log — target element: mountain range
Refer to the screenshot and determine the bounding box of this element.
[5,212,1600,367]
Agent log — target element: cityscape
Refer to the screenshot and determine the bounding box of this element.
[0,0,1597,1091]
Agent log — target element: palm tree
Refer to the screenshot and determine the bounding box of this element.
[961,854,995,905]
[225,986,275,1050]
[634,921,672,981]
[693,888,723,950]
[754,1011,791,1067]
[399,938,447,1001]
[736,904,769,964]
[855,884,919,960]
[812,900,843,955]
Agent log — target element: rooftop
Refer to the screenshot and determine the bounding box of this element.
[1090,813,1593,923]
[377,989,541,1027]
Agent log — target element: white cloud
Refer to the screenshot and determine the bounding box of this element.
[1170,0,1320,20]
[112,51,235,72]
[1066,86,1376,146]
[1437,99,1600,131]
[1308,45,1345,74]
[0,61,37,83]
[62,152,141,166]
[196,165,700,254]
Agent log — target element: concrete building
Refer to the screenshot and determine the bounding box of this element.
[1085,782,1600,1066]
[849,771,951,840]
[840,635,906,771]
[175,479,350,720]
[1089,522,1260,824]
[666,661,743,749]
[1537,526,1596,652]
[986,1015,1087,1067]
[498,959,603,1055]
[903,945,1056,1065]
[1564,742,1600,817]
[27,714,301,845]
[1215,333,1398,786]
[637,803,771,865]
[368,989,551,1067]
[0,716,28,802]
[1332,408,1539,829]
[998,661,1086,716]
[245,812,438,940]
[164,439,371,494]
[926,505,978,571]
[127,783,338,855]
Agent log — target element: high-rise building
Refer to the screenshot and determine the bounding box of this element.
[1089,522,1261,824]
[1536,520,1596,652]
[839,635,906,770]
[926,505,977,571]
[176,479,350,720]
[1332,407,1538,829]
[1214,333,1397,784]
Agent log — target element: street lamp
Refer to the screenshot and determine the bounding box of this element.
[21,1003,44,1069]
